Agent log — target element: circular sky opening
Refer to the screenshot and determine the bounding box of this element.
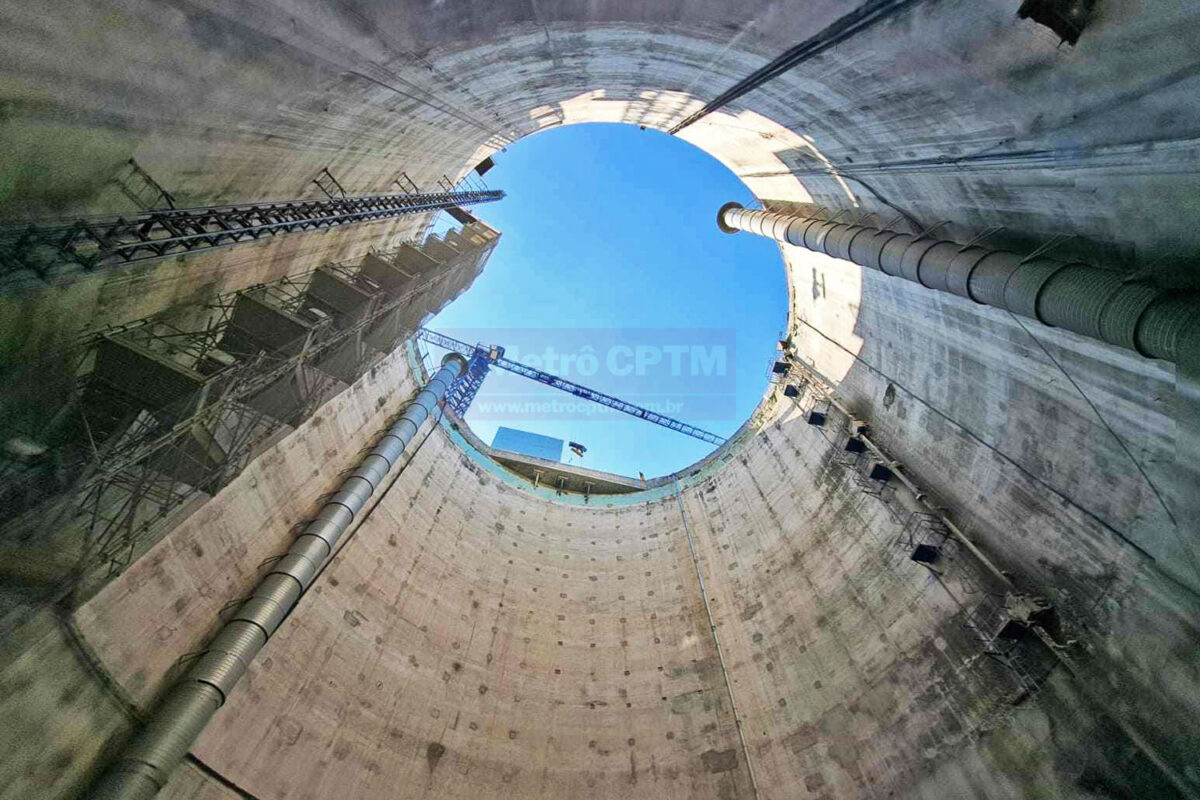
[424,123,787,478]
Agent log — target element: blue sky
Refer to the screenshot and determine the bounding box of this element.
[423,123,786,478]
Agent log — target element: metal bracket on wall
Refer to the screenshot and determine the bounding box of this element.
[394,172,420,194]
[1017,0,1092,45]
[1021,233,1076,263]
[914,219,951,240]
[313,168,348,200]
[958,225,1007,252]
[112,159,177,211]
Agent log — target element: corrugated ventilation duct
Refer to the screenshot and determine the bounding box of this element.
[717,202,1200,367]
[87,352,468,800]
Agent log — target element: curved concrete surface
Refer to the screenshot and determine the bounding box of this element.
[2,1,1200,799]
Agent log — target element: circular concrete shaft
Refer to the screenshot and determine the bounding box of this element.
[2,3,1199,800]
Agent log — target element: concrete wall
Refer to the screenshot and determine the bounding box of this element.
[0,608,133,800]
[1,345,425,800]
[3,0,1200,798]
[688,397,1200,799]
[4,0,1198,264]
[159,761,246,800]
[42,346,1198,800]
[76,375,754,798]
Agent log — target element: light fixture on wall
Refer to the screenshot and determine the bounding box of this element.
[1018,0,1093,45]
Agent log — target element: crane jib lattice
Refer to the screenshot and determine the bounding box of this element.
[415,328,727,446]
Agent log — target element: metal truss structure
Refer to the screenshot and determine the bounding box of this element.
[1,233,488,575]
[415,329,728,446]
[444,348,500,417]
[0,188,502,283]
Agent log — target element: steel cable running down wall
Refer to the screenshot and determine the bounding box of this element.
[86,352,469,800]
[672,475,760,800]
[668,0,921,134]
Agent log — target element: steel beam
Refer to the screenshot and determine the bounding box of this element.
[0,189,503,284]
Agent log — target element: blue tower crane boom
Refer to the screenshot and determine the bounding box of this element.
[415,328,727,446]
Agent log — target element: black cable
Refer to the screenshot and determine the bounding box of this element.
[669,0,921,134]
[185,755,265,800]
[1006,312,1198,586]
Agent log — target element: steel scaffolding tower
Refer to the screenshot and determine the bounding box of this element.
[415,329,727,446]
[0,226,498,575]
[444,345,505,416]
[0,188,503,283]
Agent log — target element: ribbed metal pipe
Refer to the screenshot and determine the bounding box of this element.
[717,202,1200,366]
[87,352,468,800]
